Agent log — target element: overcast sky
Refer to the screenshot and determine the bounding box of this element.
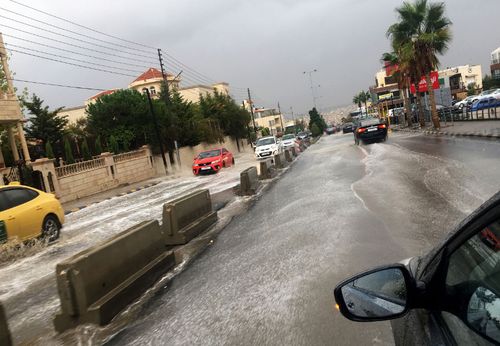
[2,0,499,116]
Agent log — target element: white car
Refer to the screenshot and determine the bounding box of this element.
[472,89,500,103]
[453,95,474,110]
[255,136,282,160]
[280,134,296,149]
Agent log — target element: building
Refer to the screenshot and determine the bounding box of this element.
[370,68,403,116]
[438,64,482,99]
[128,68,179,97]
[253,108,285,135]
[0,33,30,167]
[178,82,229,103]
[491,47,500,80]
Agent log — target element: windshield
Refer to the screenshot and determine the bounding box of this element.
[197,150,221,159]
[256,137,276,146]
[360,118,381,127]
[282,134,295,140]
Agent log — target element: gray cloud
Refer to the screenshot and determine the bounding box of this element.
[3,0,499,116]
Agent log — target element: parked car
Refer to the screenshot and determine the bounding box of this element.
[353,117,387,145]
[297,132,309,140]
[334,191,500,345]
[471,97,499,111]
[254,136,283,160]
[192,148,234,175]
[325,126,336,135]
[281,134,296,149]
[342,123,354,133]
[471,88,500,103]
[453,95,475,110]
[0,183,64,244]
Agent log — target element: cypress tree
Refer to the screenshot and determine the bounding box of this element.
[64,137,75,164]
[81,138,91,161]
[45,142,54,159]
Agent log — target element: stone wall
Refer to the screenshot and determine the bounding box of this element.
[153,136,250,175]
[30,146,155,203]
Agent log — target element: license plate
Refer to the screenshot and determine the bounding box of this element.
[201,167,211,170]
[367,127,378,132]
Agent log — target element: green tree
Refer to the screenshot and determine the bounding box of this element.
[388,0,452,129]
[261,127,271,136]
[45,142,54,159]
[81,138,91,160]
[86,89,149,150]
[482,74,500,90]
[311,123,321,137]
[22,94,67,146]
[308,107,326,135]
[63,137,74,164]
[467,84,478,96]
[95,135,103,155]
[108,135,119,154]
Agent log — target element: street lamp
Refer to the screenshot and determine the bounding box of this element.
[303,69,318,109]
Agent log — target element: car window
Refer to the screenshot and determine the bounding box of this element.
[444,219,500,344]
[256,138,275,146]
[0,192,11,212]
[3,188,39,209]
[222,149,228,154]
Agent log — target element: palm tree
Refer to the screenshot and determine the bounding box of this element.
[352,94,361,110]
[359,91,371,115]
[381,51,413,127]
[388,0,452,129]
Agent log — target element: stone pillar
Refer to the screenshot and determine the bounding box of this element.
[30,158,61,197]
[17,122,31,162]
[141,145,153,167]
[7,127,19,162]
[0,148,5,169]
[100,152,116,179]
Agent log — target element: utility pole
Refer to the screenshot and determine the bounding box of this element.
[144,88,168,175]
[247,88,257,133]
[277,102,284,134]
[303,69,318,109]
[157,49,170,105]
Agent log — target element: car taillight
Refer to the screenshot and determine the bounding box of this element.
[357,128,366,133]
[378,124,386,129]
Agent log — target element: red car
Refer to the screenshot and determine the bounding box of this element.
[479,226,500,252]
[192,148,235,175]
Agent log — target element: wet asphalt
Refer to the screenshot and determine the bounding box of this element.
[108,132,500,345]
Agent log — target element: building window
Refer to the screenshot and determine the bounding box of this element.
[150,86,156,95]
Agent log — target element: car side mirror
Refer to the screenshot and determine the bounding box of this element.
[466,286,500,344]
[334,264,413,322]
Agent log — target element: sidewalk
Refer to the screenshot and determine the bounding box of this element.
[393,120,500,139]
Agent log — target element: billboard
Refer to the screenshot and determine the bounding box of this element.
[410,71,440,93]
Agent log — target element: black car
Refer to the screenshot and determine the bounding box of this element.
[342,123,354,133]
[334,191,500,345]
[353,118,387,145]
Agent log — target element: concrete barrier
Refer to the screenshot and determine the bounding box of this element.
[0,303,12,346]
[53,220,175,332]
[274,152,286,169]
[240,167,259,195]
[284,149,293,162]
[163,189,218,245]
[258,160,274,180]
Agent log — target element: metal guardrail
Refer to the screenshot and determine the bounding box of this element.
[55,157,105,177]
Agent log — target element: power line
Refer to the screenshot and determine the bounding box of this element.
[3,33,151,69]
[8,48,137,78]
[0,23,158,65]
[8,0,157,50]
[0,6,156,55]
[5,43,145,74]
[0,15,157,60]
[8,78,106,91]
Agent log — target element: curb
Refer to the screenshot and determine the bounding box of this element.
[393,128,500,140]
[64,182,160,215]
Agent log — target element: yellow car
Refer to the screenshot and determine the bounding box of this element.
[0,182,64,244]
